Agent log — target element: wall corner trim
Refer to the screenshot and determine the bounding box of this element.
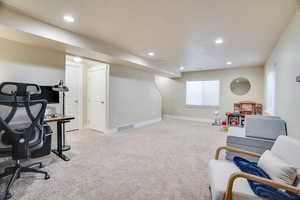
[105,117,162,134]
[163,114,213,123]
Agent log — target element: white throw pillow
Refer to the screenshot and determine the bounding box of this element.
[295,175,300,188]
[258,150,298,185]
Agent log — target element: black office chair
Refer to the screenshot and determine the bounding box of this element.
[0,82,52,199]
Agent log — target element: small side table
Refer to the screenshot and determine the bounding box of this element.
[44,115,75,161]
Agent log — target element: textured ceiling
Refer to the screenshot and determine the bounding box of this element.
[2,0,297,73]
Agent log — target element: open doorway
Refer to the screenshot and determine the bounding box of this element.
[65,55,109,133]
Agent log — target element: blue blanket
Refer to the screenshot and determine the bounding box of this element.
[233,157,300,200]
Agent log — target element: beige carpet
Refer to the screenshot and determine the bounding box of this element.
[2,119,226,200]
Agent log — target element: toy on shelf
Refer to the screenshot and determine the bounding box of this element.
[255,104,263,115]
[220,120,228,132]
[226,112,245,127]
[234,101,263,115]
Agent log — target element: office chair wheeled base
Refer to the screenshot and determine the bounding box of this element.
[0,161,50,200]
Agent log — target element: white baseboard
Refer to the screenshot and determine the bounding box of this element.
[105,128,118,134]
[134,118,162,128]
[106,117,162,134]
[163,114,213,123]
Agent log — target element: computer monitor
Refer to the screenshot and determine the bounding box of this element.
[40,86,59,104]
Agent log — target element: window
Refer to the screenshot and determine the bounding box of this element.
[186,80,220,106]
[265,70,276,115]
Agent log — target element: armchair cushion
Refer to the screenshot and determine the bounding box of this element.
[258,150,298,185]
[209,136,300,200]
[233,157,300,200]
[208,159,261,200]
[295,176,300,188]
[271,136,300,188]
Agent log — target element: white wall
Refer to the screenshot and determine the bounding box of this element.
[0,38,65,84]
[156,66,264,121]
[265,9,300,139]
[109,65,162,129]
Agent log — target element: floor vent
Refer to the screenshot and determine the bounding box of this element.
[117,124,134,132]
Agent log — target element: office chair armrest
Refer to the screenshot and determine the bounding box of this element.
[214,146,261,160]
[224,172,300,200]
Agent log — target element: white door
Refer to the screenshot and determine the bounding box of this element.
[65,65,82,131]
[87,66,107,132]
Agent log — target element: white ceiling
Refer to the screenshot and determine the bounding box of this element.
[2,0,297,73]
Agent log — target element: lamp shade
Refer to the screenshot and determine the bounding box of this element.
[52,80,69,92]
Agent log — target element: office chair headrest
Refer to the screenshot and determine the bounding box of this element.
[0,82,42,99]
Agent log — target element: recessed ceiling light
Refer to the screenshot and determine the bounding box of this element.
[73,57,82,62]
[227,61,232,65]
[147,52,155,57]
[215,38,224,45]
[180,66,185,71]
[64,15,75,23]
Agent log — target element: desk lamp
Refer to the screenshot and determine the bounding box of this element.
[52,80,70,152]
[52,80,69,115]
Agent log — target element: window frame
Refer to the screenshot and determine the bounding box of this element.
[185,80,220,107]
[265,69,277,115]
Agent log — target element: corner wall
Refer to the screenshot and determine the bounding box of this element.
[0,38,65,84]
[265,10,300,139]
[0,38,65,115]
[109,65,162,129]
[156,66,265,121]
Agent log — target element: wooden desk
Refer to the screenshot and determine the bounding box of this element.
[44,115,74,123]
[44,115,74,161]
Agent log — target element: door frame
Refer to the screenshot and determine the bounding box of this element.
[65,60,84,130]
[86,64,109,132]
